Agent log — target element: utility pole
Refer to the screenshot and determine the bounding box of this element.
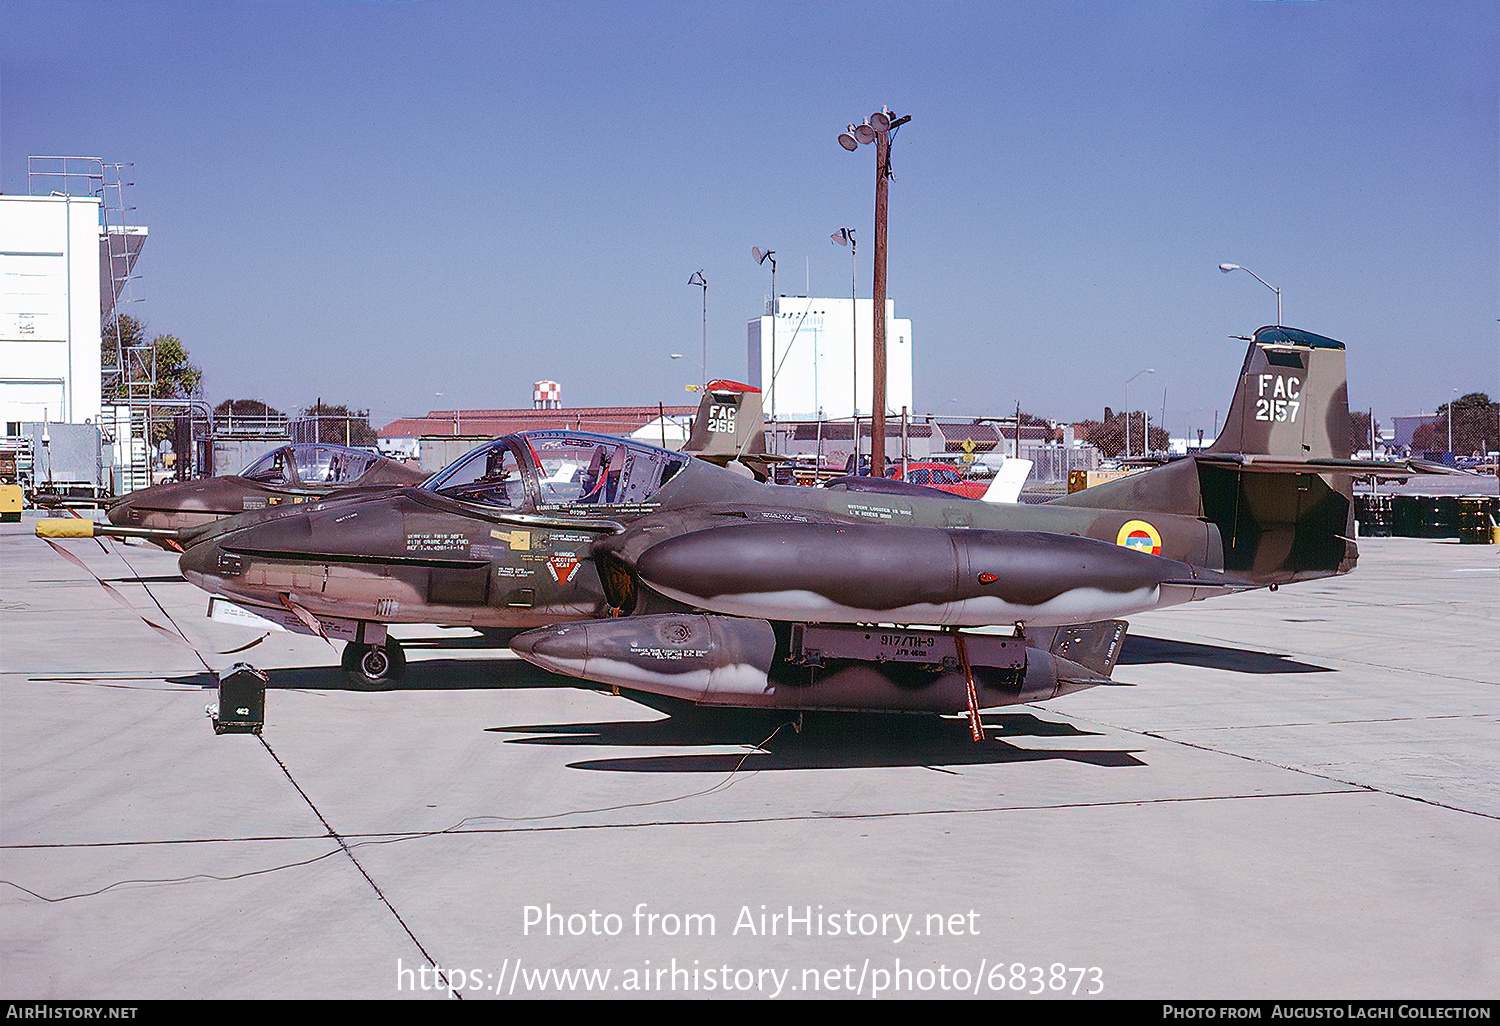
[839,108,911,477]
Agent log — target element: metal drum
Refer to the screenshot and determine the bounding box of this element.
[1355,494,1393,537]
[1456,496,1499,544]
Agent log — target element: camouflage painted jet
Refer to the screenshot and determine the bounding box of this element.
[106,443,429,541]
[39,328,1438,730]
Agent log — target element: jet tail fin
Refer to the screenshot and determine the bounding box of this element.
[1206,325,1350,461]
[1053,326,1359,585]
[681,379,767,472]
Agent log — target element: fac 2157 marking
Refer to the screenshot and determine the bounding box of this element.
[1255,373,1302,422]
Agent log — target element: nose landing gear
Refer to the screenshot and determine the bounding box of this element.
[341,637,406,690]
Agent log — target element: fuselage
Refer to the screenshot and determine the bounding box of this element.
[177,430,1237,633]
[111,444,428,536]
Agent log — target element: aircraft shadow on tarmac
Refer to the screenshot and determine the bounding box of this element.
[490,704,1146,772]
[164,657,568,693]
[100,575,187,585]
[158,630,1330,694]
[146,630,1330,773]
[1118,634,1331,674]
[151,630,1326,773]
[158,656,1145,771]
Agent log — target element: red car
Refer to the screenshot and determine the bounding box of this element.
[886,461,989,499]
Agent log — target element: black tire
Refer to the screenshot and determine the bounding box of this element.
[341,638,405,690]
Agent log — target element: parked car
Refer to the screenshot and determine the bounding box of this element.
[885,461,990,499]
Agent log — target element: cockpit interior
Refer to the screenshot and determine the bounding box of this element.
[240,444,384,489]
[425,432,690,510]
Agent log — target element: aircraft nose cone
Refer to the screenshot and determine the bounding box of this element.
[177,537,220,590]
[511,624,590,674]
[106,496,138,526]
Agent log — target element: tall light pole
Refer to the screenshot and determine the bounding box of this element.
[840,107,911,477]
[1124,368,1155,459]
[752,247,777,450]
[687,270,708,388]
[1449,388,1458,457]
[1219,263,1282,326]
[435,392,457,436]
[831,227,857,458]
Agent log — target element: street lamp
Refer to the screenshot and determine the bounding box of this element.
[1124,368,1155,459]
[752,247,777,448]
[1219,263,1282,326]
[839,106,911,477]
[669,352,704,390]
[831,227,857,458]
[687,270,708,388]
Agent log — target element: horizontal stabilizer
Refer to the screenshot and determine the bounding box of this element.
[1196,453,1466,478]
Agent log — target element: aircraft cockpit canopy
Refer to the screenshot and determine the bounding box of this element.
[426,432,690,510]
[425,441,527,508]
[240,444,381,488]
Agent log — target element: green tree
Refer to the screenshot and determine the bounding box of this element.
[99,313,143,401]
[100,314,203,402]
[148,334,202,400]
[214,399,284,419]
[299,401,376,447]
[1079,408,1170,459]
[1412,393,1498,456]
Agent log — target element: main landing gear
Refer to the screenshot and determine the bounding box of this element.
[341,637,406,690]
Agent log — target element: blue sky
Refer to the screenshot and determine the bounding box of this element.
[3,1,1495,437]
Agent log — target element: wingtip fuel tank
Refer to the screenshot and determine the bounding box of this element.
[511,614,1130,713]
[632,521,1242,628]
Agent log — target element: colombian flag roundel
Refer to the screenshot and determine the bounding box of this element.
[1116,519,1163,556]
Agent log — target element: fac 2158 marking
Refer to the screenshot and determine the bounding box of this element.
[1255,373,1302,422]
[708,405,736,434]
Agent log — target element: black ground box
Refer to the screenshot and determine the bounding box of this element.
[213,663,267,735]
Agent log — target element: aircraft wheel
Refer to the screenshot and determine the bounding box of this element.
[342,639,405,690]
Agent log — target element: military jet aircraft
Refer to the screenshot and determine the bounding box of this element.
[106,442,429,540]
[39,327,1440,732]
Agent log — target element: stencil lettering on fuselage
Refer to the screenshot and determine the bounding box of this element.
[845,502,914,521]
[490,528,531,550]
[406,532,468,552]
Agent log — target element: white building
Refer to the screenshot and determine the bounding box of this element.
[2,195,102,430]
[747,296,913,422]
[1,191,146,435]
